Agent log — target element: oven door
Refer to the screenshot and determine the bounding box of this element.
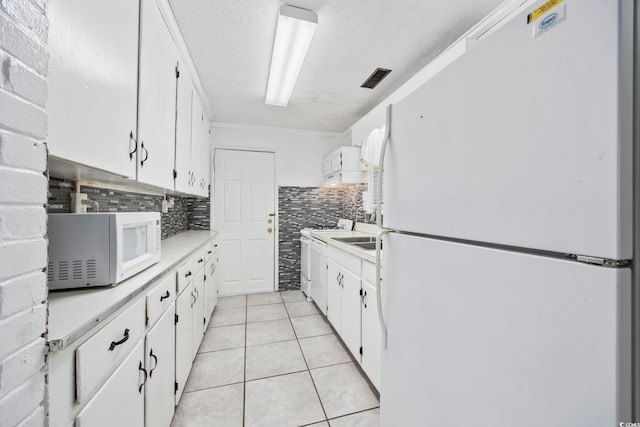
[300,235,311,281]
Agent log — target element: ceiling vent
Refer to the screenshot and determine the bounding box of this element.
[361,68,392,89]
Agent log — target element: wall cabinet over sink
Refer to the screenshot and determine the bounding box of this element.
[47,0,211,197]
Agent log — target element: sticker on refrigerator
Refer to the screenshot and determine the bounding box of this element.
[532,4,566,38]
[527,0,564,24]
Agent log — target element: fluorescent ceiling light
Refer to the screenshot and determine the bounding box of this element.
[265,5,318,107]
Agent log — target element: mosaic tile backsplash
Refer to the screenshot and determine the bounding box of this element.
[48,177,210,240]
[278,184,374,291]
[48,178,367,290]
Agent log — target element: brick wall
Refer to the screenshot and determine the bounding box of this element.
[0,1,49,426]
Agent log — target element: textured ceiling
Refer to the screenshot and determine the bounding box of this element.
[168,0,504,133]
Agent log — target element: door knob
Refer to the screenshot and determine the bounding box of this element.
[267,227,273,233]
[267,218,273,224]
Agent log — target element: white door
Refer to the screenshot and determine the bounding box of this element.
[380,232,632,427]
[214,150,275,295]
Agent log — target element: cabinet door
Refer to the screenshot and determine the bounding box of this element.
[212,251,220,310]
[174,66,194,193]
[323,156,332,177]
[75,341,144,427]
[204,259,214,328]
[327,258,343,334]
[137,0,179,189]
[175,283,193,404]
[47,0,139,178]
[331,150,342,173]
[340,267,362,360]
[145,305,176,427]
[198,117,211,197]
[191,269,205,359]
[361,279,381,391]
[187,93,203,194]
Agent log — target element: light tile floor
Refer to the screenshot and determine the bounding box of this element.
[171,290,380,427]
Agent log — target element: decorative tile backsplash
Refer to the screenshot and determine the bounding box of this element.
[47,177,210,240]
[277,184,374,291]
[48,177,366,290]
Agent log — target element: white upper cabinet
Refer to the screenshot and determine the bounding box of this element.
[174,71,210,197]
[137,0,179,190]
[174,67,194,193]
[48,0,211,196]
[47,0,139,178]
[323,146,363,184]
[198,109,211,197]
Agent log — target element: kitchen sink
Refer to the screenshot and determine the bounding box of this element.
[351,242,379,251]
[333,236,376,243]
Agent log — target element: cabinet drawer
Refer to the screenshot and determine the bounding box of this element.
[194,247,206,272]
[146,274,176,327]
[328,246,361,274]
[204,241,214,261]
[75,299,145,404]
[362,260,376,285]
[177,258,195,293]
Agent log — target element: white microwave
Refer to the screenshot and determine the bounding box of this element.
[47,212,161,290]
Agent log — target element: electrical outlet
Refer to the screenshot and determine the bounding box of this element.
[71,193,89,213]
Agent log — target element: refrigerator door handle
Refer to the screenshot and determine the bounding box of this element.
[375,104,396,349]
[376,229,395,349]
[376,104,392,230]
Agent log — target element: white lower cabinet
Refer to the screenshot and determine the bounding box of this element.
[326,247,382,391]
[191,268,205,358]
[327,258,343,332]
[49,236,218,426]
[361,262,382,391]
[75,340,145,427]
[204,248,219,329]
[340,267,362,359]
[145,305,176,427]
[327,250,362,359]
[175,282,194,404]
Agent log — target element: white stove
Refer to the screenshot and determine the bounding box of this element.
[299,219,353,298]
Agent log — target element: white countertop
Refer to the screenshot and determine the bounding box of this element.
[48,230,218,351]
[310,230,380,264]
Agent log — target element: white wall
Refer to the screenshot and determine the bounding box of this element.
[211,123,348,187]
[349,0,533,146]
[350,40,467,146]
[0,1,49,426]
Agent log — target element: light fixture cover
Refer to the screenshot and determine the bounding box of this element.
[265,5,318,107]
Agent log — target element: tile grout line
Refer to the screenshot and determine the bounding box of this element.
[286,295,330,424]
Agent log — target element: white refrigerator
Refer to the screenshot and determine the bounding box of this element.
[379,0,635,426]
